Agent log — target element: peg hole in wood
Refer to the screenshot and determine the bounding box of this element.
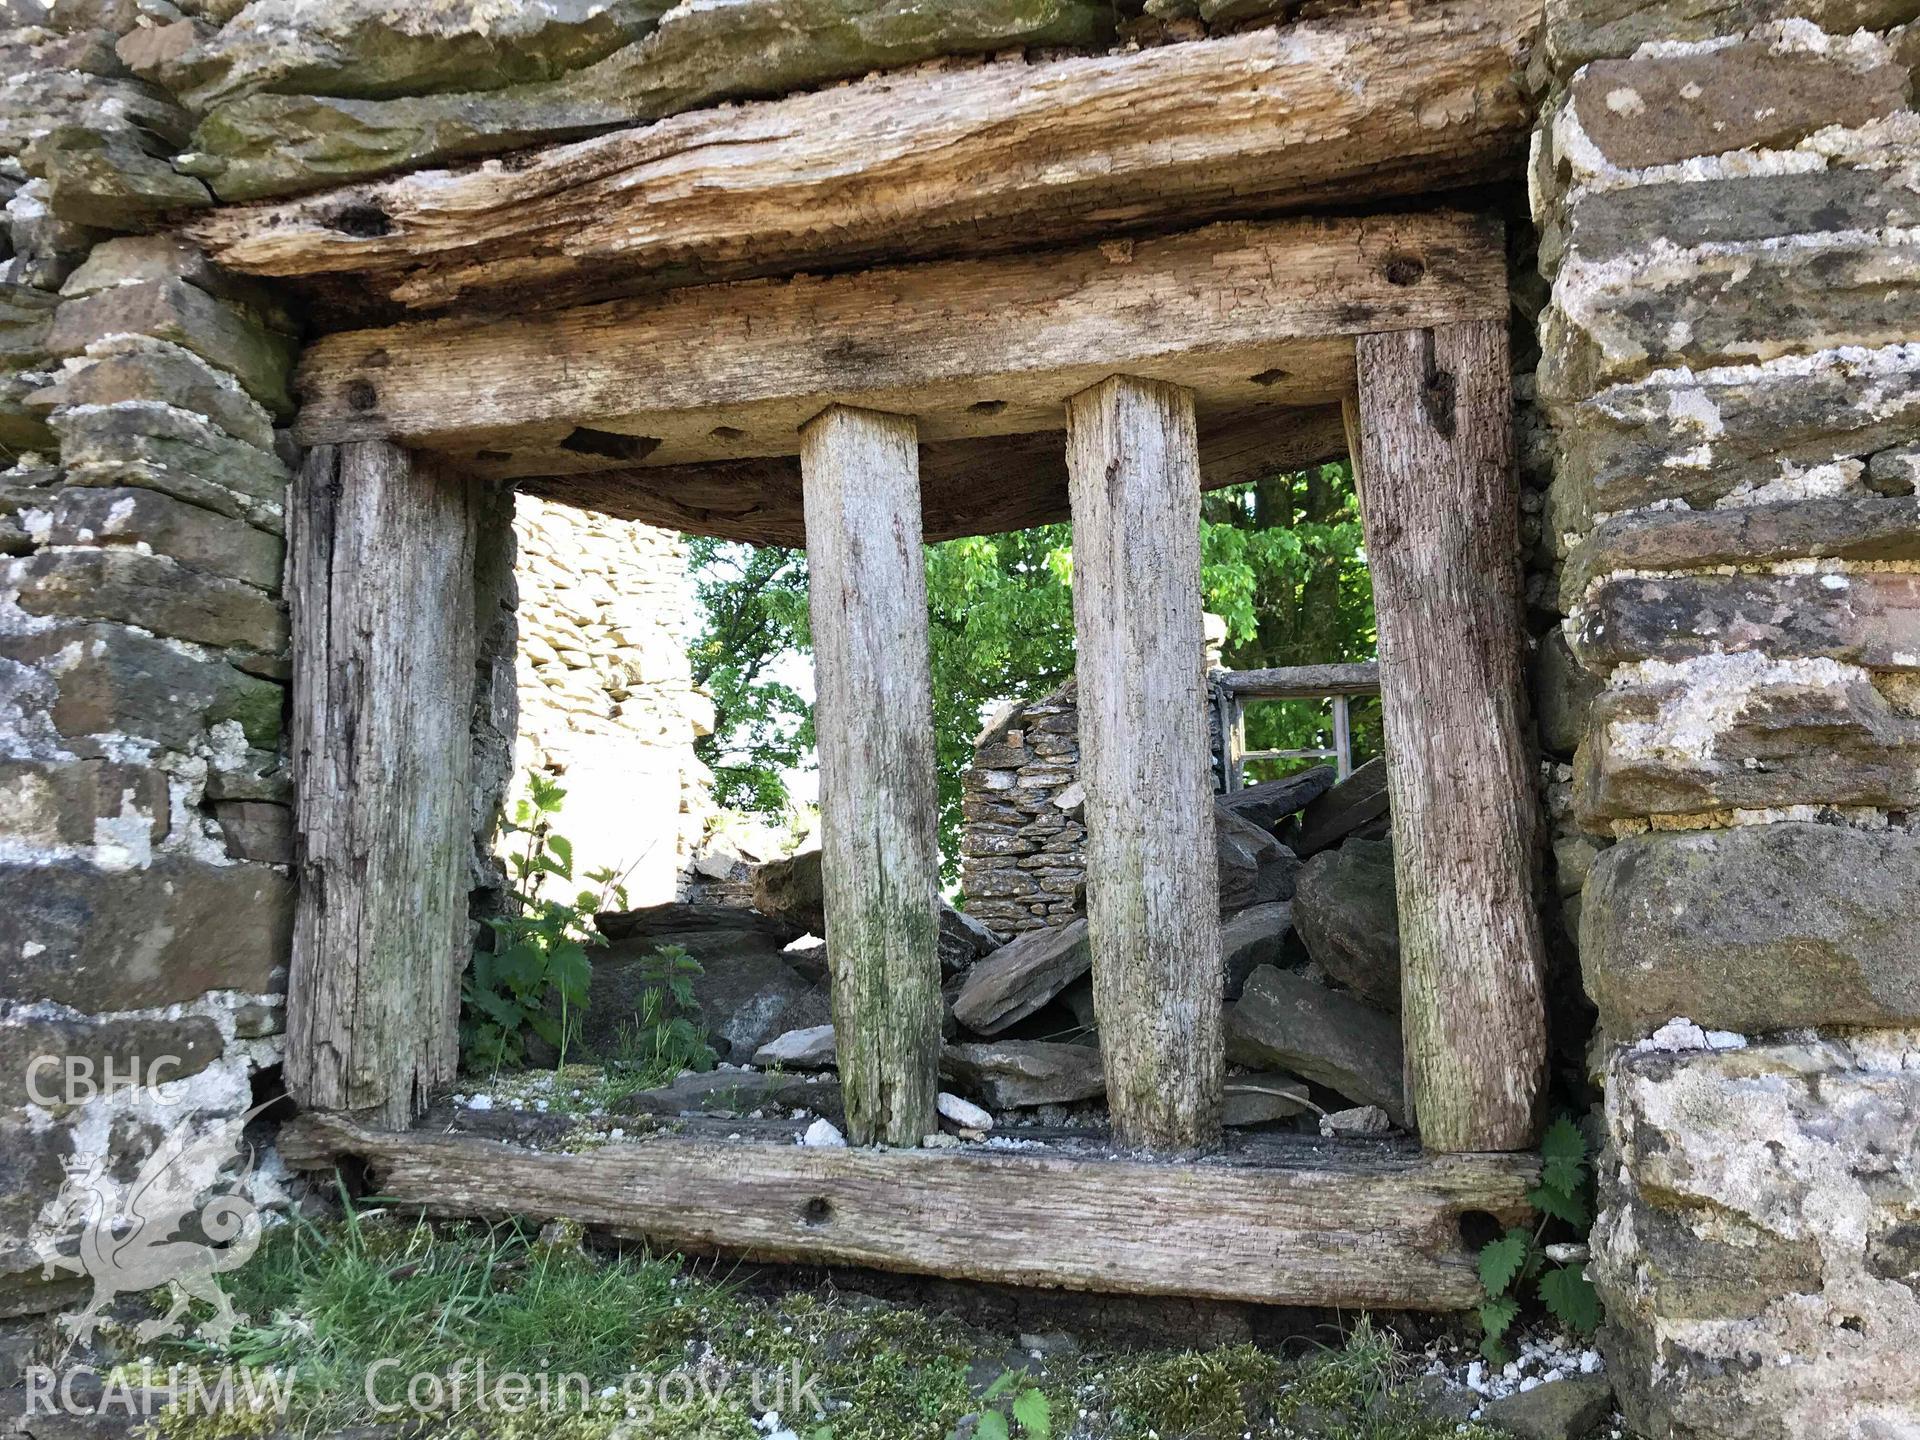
[800,1196,834,1227]
[1249,368,1289,387]
[1382,255,1426,287]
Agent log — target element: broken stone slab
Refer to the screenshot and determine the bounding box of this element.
[1319,1104,1392,1138]
[46,486,284,592]
[11,548,288,654]
[1478,1375,1614,1440]
[1216,803,1300,910]
[1292,757,1389,857]
[1222,1072,1309,1126]
[1220,901,1291,1001]
[1292,838,1399,1012]
[752,1024,836,1070]
[752,844,823,934]
[1582,822,1920,1038]
[1218,765,1335,831]
[1224,965,1405,1124]
[44,277,296,416]
[1572,571,1920,674]
[936,1091,994,1131]
[939,903,1002,976]
[615,1067,843,1124]
[942,1040,1105,1108]
[1542,0,1917,70]
[212,798,292,865]
[0,622,284,752]
[952,917,1090,1036]
[587,901,820,1063]
[0,285,60,372]
[0,854,292,1010]
[184,0,1117,199]
[1575,666,1920,825]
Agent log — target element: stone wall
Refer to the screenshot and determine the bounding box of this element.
[1528,2,1920,1432]
[510,493,711,906]
[959,682,1087,935]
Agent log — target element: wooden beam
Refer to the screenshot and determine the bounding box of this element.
[279,1114,1539,1311]
[1218,662,1382,700]
[518,404,1350,548]
[1352,323,1547,1152]
[286,442,477,1129]
[801,406,942,1146]
[183,0,1540,317]
[290,214,1506,463]
[1066,377,1223,1153]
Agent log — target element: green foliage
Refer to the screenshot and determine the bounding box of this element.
[1476,1115,1603,1361]
[686,538,814,816]
[685,462,1378,876]
[609,943,718,1086]
[463,774,624,1072]
[976,1367,1052,1439]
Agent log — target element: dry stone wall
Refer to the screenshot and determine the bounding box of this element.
[511,493,711,905]
[1529,1,1920,1431]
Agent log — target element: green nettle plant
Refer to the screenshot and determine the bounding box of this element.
[973,1367,1052,1440]
[1476,1116,1603,1361]
[461,773,626,1072]
[611,943,718,1086]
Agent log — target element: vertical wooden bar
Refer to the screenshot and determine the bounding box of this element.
[287,442,478,1130]
[1066,375,1223,1153]
[800,404,941,1147]
[1332,695,1353,781]
[1352,322,1547,1152]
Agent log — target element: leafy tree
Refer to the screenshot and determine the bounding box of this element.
[682,461,1376,874]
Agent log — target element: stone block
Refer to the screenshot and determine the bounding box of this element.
[952,917,1090,1035]
[1594,1035,1920,1438]
[44,278,295,415]
[1545,0,1920,70]
[1561,496,1920,609]
[1575,659,1920,822]
[0,756,168,849]
[1216,803,1299,910]
[1571,571,1920,671]
[27,342,276,450]
[1293,756,1389,856]
[1291,838,1400,1011]
[1582,822,1920,1034]
[56,233,296,333]
[46,486,284,592]
[1220,900,1291,1000]
[1217,765,1335,831]
[1551,344,1920,520]
[942,1039,1106,1108]
[0,1014,224,1109]
[1565,43,1906,171]
[49,399,290,533]
[1532,627,1601,758]
[0,1113,71,1295]
[0,854,292,1009]
[26,124,211,231]
[1224,964,1405,1123]
[1542,225,1920,397]
[0,623,284,751]
[11,548,287,653]
[0,284,60,373]
[212,799,292,864]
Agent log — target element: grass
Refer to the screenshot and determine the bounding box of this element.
[132,1200,1515,1440]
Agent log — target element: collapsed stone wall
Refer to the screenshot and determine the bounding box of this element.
[1527,2,1920,1431]
[511,493,712,905]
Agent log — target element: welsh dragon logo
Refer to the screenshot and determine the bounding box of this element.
[34,1105,269,1358]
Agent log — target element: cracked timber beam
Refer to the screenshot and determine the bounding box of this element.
[280,1114,1540,1311]
[183,0,1539,317]
[289,214,1501,466]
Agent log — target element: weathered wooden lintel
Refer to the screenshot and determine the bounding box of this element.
[291,214,1506,488]
[182,0,1539,317]
[281,1114,1538,1311]
[521,404,1349,548]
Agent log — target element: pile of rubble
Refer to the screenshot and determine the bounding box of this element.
[580,760,1404,1137]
